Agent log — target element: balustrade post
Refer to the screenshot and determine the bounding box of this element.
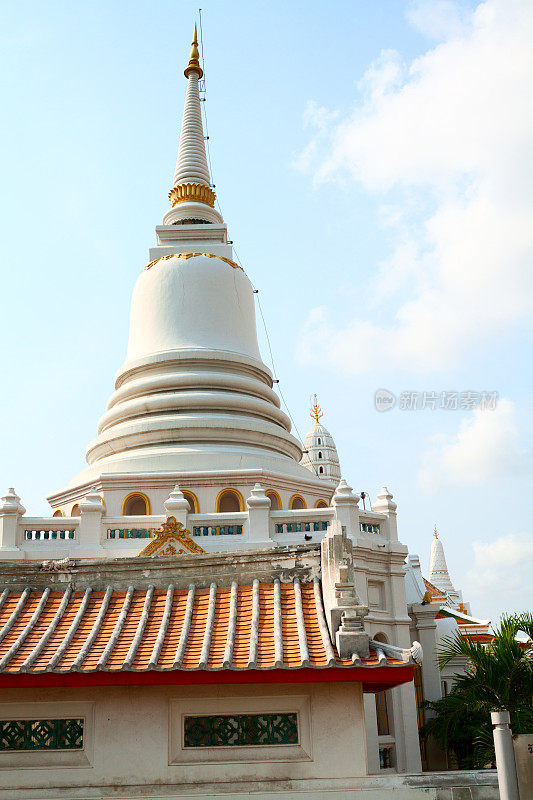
[246,483,272,547]
[332,479,360,540]
[371,487,398,540]
[78,488,106,557]
[0,488,25,559]
[164,485,190,528]
[491,711,520,800]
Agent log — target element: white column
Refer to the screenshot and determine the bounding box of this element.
[332,478,360,540]
[246,483,272,547]
[492,711,520,800]
[390,681,422,773]
[372,487,398,540]
[0,488,25,559]
[410,604,442,703]
[364,693,380,774]
[164,485,190,528]
[77,488,105,557]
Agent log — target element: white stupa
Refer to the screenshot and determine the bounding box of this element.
[429,527,465,610]
[300,396,341,486]
[47,26,329,514]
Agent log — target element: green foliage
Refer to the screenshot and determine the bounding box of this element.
[421,613,533,768]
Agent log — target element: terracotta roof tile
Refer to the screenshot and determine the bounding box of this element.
[0,578,405,676]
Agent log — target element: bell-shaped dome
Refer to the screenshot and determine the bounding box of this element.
[300,397,341,483]
[83,252,305,475]
[125,253,261,364]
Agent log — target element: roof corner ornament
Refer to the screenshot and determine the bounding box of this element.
[138,516,205,558]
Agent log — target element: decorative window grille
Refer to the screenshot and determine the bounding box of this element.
[360,522,380,534]
[0,718,84,751]
[183,713,298,748]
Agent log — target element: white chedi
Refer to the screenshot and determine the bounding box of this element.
[300,396,341,483]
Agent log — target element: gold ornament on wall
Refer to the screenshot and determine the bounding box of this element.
[144,251,243,273]
[138,516,205,557]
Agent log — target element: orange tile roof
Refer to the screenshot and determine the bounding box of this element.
[423,578,447,603]
[0,579,405,676]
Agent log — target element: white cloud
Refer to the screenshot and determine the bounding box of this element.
[418,398,528,490]
[297,0,533,373]
[467,532,533,617]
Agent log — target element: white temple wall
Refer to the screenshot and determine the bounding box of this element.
[0,681,368,792]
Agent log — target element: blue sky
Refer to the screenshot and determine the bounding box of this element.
[1,0,531,623]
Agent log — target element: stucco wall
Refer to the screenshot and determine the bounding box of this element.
[0,681,367,794]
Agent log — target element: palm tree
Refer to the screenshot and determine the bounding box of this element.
[421,613,533,768]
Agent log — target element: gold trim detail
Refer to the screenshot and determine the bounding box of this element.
[169,183,216,208]
[138,516,205,557]
[144,252,244,273]
[184,22,203,79]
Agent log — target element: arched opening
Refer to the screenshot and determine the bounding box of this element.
[216,489,244,513]
[318,451,323,459]
[319,466,324,474]
[374,632,389,644]
[52,509,64,517]
[71,504,80,517]
[266,491,281,510]
[182,491,199,513]
[289,494,306,510]
[122,492,150,516]
[317,437,322,445]
[315,499,328,508]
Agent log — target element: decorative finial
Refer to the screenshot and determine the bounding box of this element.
[184,22,203,79]
[434,525,438,539]
[310,394,324,424]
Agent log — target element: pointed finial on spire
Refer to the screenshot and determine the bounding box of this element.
[434,525,438,538]
[310,394,324,424]
[184,22,203,79]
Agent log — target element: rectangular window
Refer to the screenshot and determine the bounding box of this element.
[0,719,84,752]
[375,692,390,736]
[183,713,299,748]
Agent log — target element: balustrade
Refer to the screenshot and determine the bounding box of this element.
[24,529,76,541]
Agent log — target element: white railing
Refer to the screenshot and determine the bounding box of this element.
[359,512,386,536]
[3,500,393,559]
[20,517,80,543]
[105,515,164,540]
[270,507,334,537]
[189,512,248,538]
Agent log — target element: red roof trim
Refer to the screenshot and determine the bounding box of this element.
[0,664,414,692]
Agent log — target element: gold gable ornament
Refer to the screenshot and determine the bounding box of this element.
[137,516,205,557]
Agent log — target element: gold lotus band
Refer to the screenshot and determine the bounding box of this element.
[169,183,216,208]
[144,252,244,273]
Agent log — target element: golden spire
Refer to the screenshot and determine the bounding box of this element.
[310,395,324,424]
[434,525,438,539]
[184,22,203,79]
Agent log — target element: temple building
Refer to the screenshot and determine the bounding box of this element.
[0,24,497,800]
